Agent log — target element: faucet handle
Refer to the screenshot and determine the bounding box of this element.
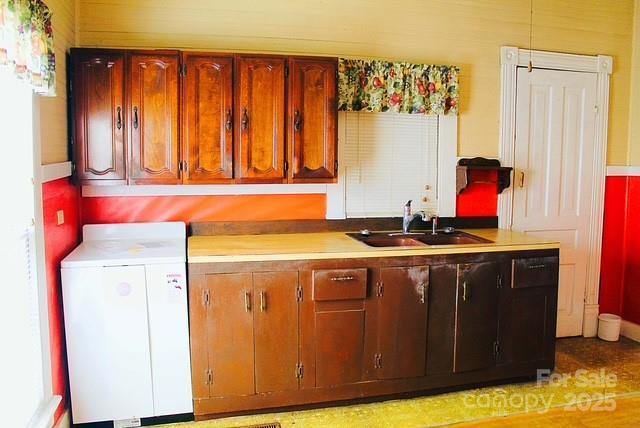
[405,200,412,207]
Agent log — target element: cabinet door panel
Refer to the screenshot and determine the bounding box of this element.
[500,286,557,364]
[129,53,180,184]
[207,273,254,397]
[236,56,286,182]
[183,54,234,183]
[377,266,429,379]
[73,52,126,183]
[315,309,365,387]
[254,271,299,393]
[288,57,337,182]
[426,264,457,375]
[454,262,500,373]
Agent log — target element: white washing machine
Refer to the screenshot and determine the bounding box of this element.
[61,222,193,425]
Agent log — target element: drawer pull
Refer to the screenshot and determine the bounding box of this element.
[330,276,355,282]
[528,264,547,269]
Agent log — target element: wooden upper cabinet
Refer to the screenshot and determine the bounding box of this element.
[288,57,338,182]
[72,50,126,184]
[182,53,234,184]
[128,52,181,184]
[235,56,286,182]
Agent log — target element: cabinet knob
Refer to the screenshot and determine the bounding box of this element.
[294,109,303,132]
[241,108,249,131]
[225,109,233,131]
[116,106,122,130]
[133,106,139,130]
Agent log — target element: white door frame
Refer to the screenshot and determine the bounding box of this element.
[498,46,612,337]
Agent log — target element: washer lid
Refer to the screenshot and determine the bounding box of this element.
[61,238,185,268]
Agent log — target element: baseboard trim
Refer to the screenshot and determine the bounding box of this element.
[621,320,640,342]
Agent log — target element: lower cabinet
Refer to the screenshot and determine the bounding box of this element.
[188,249,559,418]
[190,271,300,400]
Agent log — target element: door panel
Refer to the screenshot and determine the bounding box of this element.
[73,52,126,183]
[426,264,457,375]
[183,54,234,183]
[253,271,299,393]
[315,309,365,387]
[513,68,597,336]
[288,57,337,182]
[206,273,254,397]
[236,56,286,182]
[129,53,180,184]
[454,262,499,373]
[377,266,429,379]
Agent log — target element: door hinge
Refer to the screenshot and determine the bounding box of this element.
[374,353,382,369]
[295,362,304,378]
[203,289,210,307]
[284,160,289,172]
[376,281,384,297]
[206,368,213,385]
[296,285,303,302]
[497,274,503,289]
[594,105,599,114]
[334,160,339,173]
[493,341,500,357]
[180,63,187,77]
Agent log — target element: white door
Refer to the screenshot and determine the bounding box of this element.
[512,67,597,337]
[62,265,154,423]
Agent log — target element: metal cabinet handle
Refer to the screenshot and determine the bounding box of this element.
[330,276,354,282]
[133,106,139,130]
[225,109,233,131]
[294,109,302,132]
[519,171,525,188]
[116,106,122,130]
[241,108,249,131]
[260,291,266,312]
[528,264,546,269]
[244,291,251,312]
[420,283,427,304]
[462,281,469,302]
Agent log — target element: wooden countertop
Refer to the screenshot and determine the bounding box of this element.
[187,229,560,263]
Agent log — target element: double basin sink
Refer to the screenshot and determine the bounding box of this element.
[346,230,492,248]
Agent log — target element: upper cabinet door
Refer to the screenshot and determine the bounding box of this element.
[235,56,286,183]
[129,53,180,184]
[182,54,234,184]
[72,51,126,184]
[288,57,338,182]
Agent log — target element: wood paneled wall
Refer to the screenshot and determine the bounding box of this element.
[77,0,635,165]
[40,0,76,164]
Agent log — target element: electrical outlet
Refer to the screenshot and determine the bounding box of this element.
[56,210,64,225]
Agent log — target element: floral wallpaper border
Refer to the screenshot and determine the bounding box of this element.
[338,58,459,116]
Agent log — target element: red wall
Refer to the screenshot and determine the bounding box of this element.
[599,175,640,325]
[42,178,81,422]
[456,170,499,217]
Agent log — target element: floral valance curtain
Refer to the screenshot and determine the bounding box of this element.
[338,59,459,116]
[0,0,55,95]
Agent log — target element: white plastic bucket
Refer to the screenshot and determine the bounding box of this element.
[597,313,622,341]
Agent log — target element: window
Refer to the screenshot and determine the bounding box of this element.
[332,112,456,219]
[0,68,48,427]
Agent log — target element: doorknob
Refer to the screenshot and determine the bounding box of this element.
[519,171,525,188]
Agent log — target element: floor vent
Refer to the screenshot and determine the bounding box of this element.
[243,423,281,428]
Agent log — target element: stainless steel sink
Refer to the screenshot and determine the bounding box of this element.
[347,230,492,247]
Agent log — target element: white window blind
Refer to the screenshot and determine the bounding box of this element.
[341,112,439,217]
[0,68,46,427]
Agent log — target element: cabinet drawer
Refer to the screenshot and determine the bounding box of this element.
[313,268,367,301]
[512,257,559,288]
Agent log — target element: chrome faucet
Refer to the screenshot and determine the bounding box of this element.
[402,200,428,234]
